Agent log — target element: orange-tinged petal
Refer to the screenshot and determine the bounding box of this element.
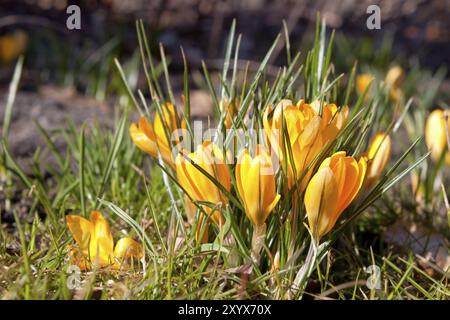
[265,194,280,219]
[337,157,359,212]
[310,152,367,238]
[129,121,158,158]
[130,103,186,169]
[66,215,92,257]
[336,157,366,225]
[139,116,156,141]
[176,142,229,226]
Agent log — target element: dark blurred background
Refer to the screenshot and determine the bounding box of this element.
[1,0,449,85]
[0,0,449,161]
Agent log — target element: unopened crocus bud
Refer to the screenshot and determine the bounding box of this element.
[363,132,392,188]
[425,109,450,165]
[305,152,366,240]
[356,73,375,96]
[235,146,280,226]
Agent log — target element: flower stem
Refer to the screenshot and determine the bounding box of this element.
[251,223,267,265]
[291,240,317,298]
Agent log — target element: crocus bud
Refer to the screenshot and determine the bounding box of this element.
[356,73,375,96]
[305,152,366,240]
[363,132,392,188]
[235,145,280,226]
[425,109,450,165]
[385,65,404,102]
[175,141,231,237]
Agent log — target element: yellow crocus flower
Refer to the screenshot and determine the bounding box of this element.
[425,109,450,165]
[235,146,280,226]
[305,151,366,240]
[263,99,348,190]
[356,73,375,96]
[363,132,392,188]
[385,65,404,89]
[385,65,404,102]
[66,211,142,270]
[130,103,186,169]
[0,31,27,64]
[175,141,231,240]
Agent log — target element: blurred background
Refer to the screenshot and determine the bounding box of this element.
[0,0,449,160]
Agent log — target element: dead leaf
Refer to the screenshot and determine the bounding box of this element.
[383,219,450,275]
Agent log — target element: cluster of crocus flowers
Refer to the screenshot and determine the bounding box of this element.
[263,99,348,190]
[235,146,280,227]
[362,132,392,188]
[175,141,231,240]
[130,103,186,169]
[66,211,142,270]
[425,109,450,165]
[304,152,366,241]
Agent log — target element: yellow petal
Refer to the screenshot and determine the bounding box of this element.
[258,150,280,220]
[89,211,114,267]
[365,132,392,187]
[305,167,338,239]
[176,142,228,226]
[236,147,279,226]
[66,215,92,257]
[236,150,250,213]
[244,156,263,224]
[385,65,404,89]
[129,119,158,158]
[425,109,449,163]
[264,194,280,220]
[356,73,375,95]
[114,237,143,260]
[299,116,321,149]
